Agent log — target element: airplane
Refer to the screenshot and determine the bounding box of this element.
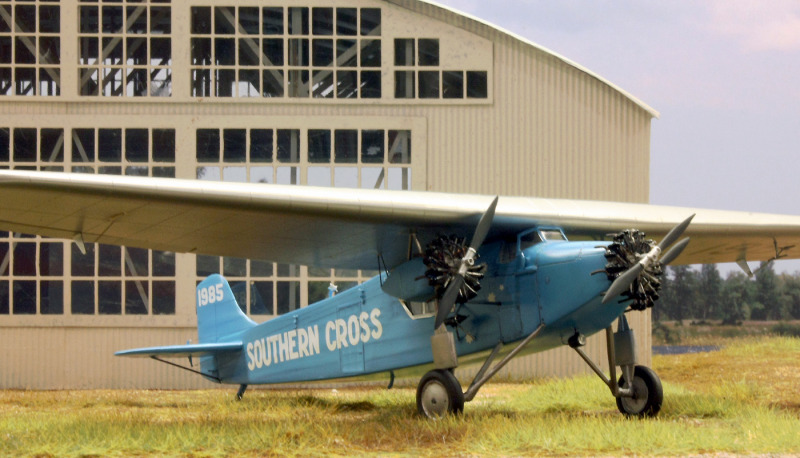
[3,169,800,419]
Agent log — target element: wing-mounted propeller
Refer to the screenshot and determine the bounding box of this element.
[601,215,695,310]
[425,197,499,329]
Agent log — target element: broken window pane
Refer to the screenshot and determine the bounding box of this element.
[443,71,464,99]
[98,128,122,162]
[334,130,357,163]
[72,281,95,315]
[98,281,121,314]
[308,129,331,163]
[361,8,381,36]
[467,71,488,98]
[418,39,439,66]
[250,129,272,162]
[361,130,384,163]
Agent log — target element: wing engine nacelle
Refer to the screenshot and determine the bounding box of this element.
[381,257,436,302]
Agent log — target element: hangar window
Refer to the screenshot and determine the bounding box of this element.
[190,6,381,99]
[0,127,64,170]
[0,0,61,96]
[394,38,488,100]
[78,0,172,97]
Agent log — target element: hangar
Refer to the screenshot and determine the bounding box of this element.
[0,0,657,389]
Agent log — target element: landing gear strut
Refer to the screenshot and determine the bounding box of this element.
[570,315,663,417]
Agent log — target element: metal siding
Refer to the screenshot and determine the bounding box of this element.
[0,0,653,388]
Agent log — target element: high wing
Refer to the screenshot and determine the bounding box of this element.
[115,342,242,358]
[2,169,800,269]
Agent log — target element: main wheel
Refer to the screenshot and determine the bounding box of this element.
[616,365,663,417]
[416,369,464,419]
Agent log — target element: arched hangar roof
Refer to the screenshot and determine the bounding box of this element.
[385,0,660,119]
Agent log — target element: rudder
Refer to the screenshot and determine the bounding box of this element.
[196,274,256,343]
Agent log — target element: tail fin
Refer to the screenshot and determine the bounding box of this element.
[196,274,256,343]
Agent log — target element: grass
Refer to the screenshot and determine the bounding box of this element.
[1,337,799,456]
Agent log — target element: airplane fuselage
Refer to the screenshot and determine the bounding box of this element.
[207,235,626,386]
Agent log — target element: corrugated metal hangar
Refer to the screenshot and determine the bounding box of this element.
[0,0,657,389]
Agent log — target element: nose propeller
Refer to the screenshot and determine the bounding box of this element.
[602,214,695,309]
[433,197,499,330]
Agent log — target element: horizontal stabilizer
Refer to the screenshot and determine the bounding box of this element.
[115,342,243,358]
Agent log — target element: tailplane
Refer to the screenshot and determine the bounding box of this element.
[196,274,256,343]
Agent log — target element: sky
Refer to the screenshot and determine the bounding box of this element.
[434,0,800,274]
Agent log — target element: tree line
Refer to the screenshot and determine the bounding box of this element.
[655,263,800,324]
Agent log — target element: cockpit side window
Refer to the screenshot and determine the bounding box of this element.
[519,230,542,251]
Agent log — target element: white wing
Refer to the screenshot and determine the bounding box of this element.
[1,170,799,269]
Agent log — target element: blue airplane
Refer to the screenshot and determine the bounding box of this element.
[2,170,800,418]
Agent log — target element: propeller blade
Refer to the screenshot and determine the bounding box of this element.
[435,275,464,329]
[658,214,695,251]
[602,263,644,304]
[469,197,499,250]
[659,237,690,266]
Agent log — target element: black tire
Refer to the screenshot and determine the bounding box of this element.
[416,369,464,418]
[615,365,663,417]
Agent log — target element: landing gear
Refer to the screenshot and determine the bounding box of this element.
[416,369,464,418]
[616,366,662,417]
[570,315,663,418]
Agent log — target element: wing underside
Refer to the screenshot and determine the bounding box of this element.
[2,170,800,269]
